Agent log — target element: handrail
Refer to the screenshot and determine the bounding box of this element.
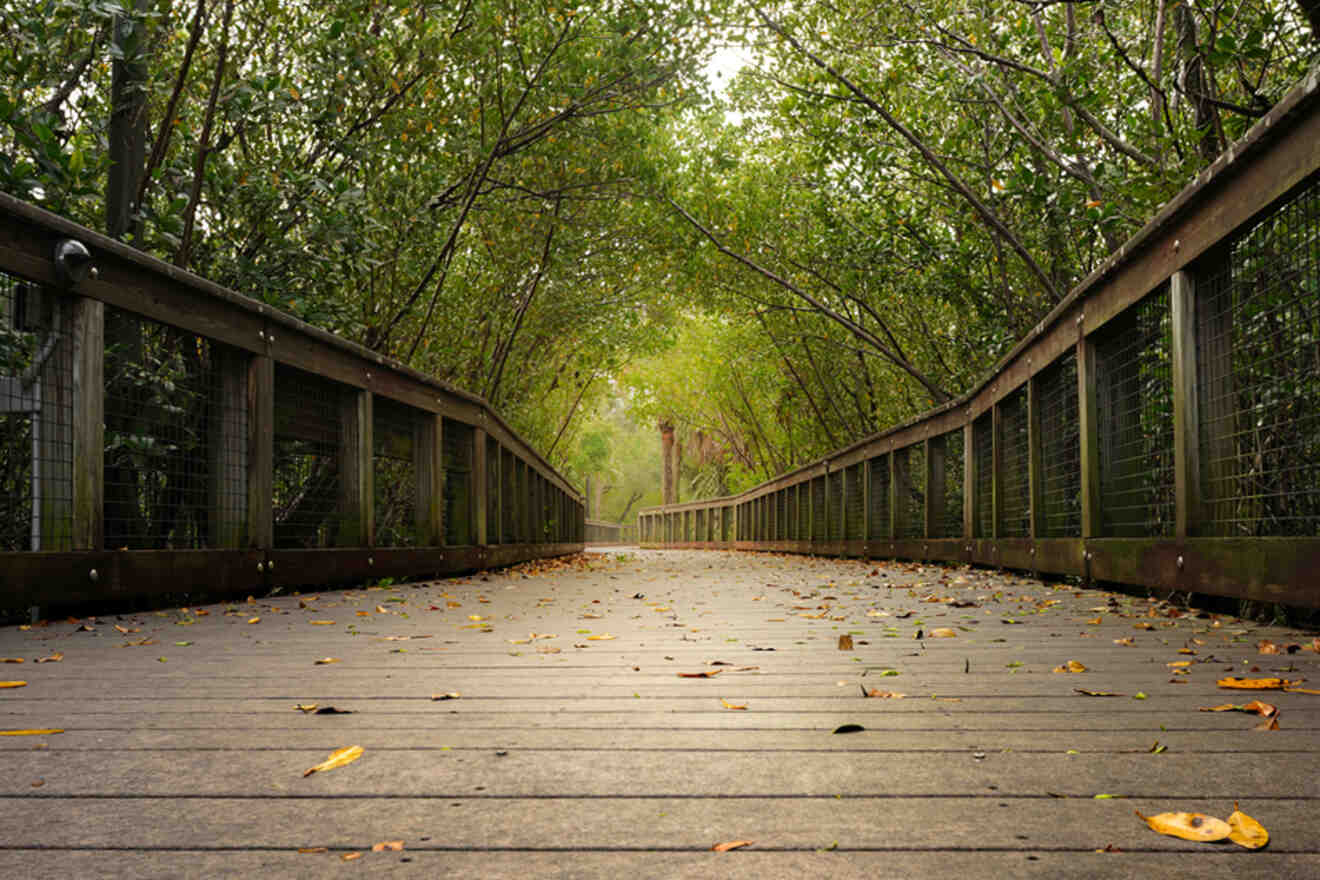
[0,193,584,614]
[640,68,1320,609]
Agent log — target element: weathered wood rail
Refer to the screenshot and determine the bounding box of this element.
[641,69,1320,609]
[0,194,584,615]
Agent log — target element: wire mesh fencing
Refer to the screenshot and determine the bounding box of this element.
[940,430,964,539]
[973,415,993,538]
[1037,352,1081,537]
[868,454,890,540]
[998,388,1031,538]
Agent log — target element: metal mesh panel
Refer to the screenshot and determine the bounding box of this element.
[940,430,964,539]
[101,307,244,550]
[373,397,419,548]
[776,490,787,540]
[0,276,74,551]
[501,449,516,544]
[973,414,993,537]
[1037,352,1081,537]
[998,388,1031,538]
[792,483,805,538]
[898,444,925,539]
[722,506,732,541]
[485,437,500,544]
[811,476,825,539]
[442,419,473,545]
[822,472,838,540]
[867,455,889,539]
[273,365,341,549]
[845,463,865,539]
[1197,180,1320,536]
[1096,288,1175,537]
[696,508,706,541]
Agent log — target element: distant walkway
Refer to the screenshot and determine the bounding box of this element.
[2,549,1317,878]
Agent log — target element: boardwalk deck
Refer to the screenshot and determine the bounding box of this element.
[2,549,1318,878]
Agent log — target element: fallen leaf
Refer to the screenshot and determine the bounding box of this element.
[678,669,721,678]
[1167,660,1192,668]
[1282,686,1320,695]
[721,698,748,710]
[587,634,616,640]
[1075,689,1123,697]
[837,634,854,650]
[0,729,63,736]
[314,657,339,665]
[34,653,62,663]
[1253,715,1281,731]
[303,745,364,777]
[0,658,21,663]
[1199,701,1277,717]
[431,692,461,700]
[310,620,336,626]
[0,681,27,688]
[1086,617,1103,625]
[863,688,905,699]
[371,840,405,852]
[341,852,362,861]
[1135,810,1232,842]
[295,704,319,713]
[247,617,261,624]
[1227,802,1268,849]
[832,723,865,734]
[712,840,753,852]
[297,847,327,854]
[929,628,957,638]
[1053,660,1087,673]
[1257,640,1280,654]
[1150,741,1167,754]
[315,706,354,715]
[1218,677,1302,690]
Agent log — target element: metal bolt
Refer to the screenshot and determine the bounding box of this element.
[89,568,99,582]
[366,372,372,380]
[368,557,374,566]
[1173,239,1181,251]
[1085,551,1093,561]
[1176,555,1184,570]
[257,561,264,572]
[258,330,266,340]
[1030,547,1036,556]
[89,267,99,280]
[267,560,275,572]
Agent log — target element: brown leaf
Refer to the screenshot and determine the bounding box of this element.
[720,698,748,710]
[678,669,721,678]
[297,847,328,854]
[313,657,339,665]
[0,729,64,736]
[863,689,905,699]
[1253,714,1281,731]
[0,681,27,688]
[371,840,405,852]
[310,620,336,626]
[1113,637,1134,646]
[1135,810,1231,842]
[1199,701,1276,717]
[712,840,753,852]
[1282,686,1320,695]
[1074,688,1122,697]
[34,653,62,663]
[341,852,362,861]
[1227,802,1269,849]
[1257,640,1280,654]
[302,744,363,777]
[1053,660,1087,674]
[837,634,854,650]
[0,658,22,663]
[929,628,957,638]
[431,692,461,700]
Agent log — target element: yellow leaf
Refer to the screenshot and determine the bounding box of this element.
[720,698,747,710]
[431,692,460,700]
[371,840,405,852]
[1227,802,1269,849]
[1135,810,1231,842]
[310,620,335,626]
[341,852,362,861]
[247,617,261,624]
[468,615,488,621]
[1053,660,1087,673]
[929,628,957,638]
[303,744,364,777]
[712,840,754,851]
[587,634,616,640]
[34,653,62,663]
[0,658,22,663]
[0,729,63,736]
[1167,660,1192,667]
[678,669,721,678]
[295,704,318,713]
[0,681,27,688]
[314,657,339,665]
[1282,686,1320,695]
[1218,677,1301,690]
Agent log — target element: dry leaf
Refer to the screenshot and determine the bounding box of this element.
[720,698,748,710]
[1167,660,1192,668]
[0,729,64,736]
[310,620,335,626]
[1113,638,1134,646]
[376,605,389,614]
[1282,686,1320,695]
[0,681,27,688]
[1075,688,1122,697]
[678,669,721,678]
[1199,701,1276,717]
[247,617,261,624]
[1217,677,1301,690]
[1086,617,1103,625]
[303,744,363,777]
[1053,660,1087,674]
[371,840,405,852]
[0,658,21,664]
[832,723,865,734]
[295,704,319,713]
[314,657,339,665]
[863,689,905,699]
[929,628,957,638]
[34,653,62,663]
[341,852,362,861]
[1227,802,1268,849]
[1253,715,1281,731]
[837,634,854,650]
[587,634,616,641]
[712,840,753,852]
[431,692,460,700]
[296,847,327,854]
[1135,810,1232,842]
[1257,640,1280,654]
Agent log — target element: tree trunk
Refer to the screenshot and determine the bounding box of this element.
[659,419,677,505]
[1176,2,1222,164]
[1299,0,1320,40]
[106,0,151,240]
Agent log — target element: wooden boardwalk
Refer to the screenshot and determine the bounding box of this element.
[2,548,1318,878]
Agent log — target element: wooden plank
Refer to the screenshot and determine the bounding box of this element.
[1076,332,1102,540]
[1170,269,1202,539]
[336,390,372,547]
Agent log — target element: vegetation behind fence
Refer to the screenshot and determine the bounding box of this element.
[640,69,1320,610]
[0,194,584,615]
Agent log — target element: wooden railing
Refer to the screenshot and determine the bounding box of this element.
[640,69,1320,609]
[0,194,584,615]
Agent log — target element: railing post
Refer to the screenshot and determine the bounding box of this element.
[888,450,900,540]
[1076,331,1103,538]
[472,428,488,545]
[991,404,1004,540]
[248,354,273,550]
[416,413,444,546]
[1171,270,1203,539]
[71,296,104,550]
[337,389,372,546]
[962,422,975,539]
[209,345,246,549]
[926,436,944,540]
